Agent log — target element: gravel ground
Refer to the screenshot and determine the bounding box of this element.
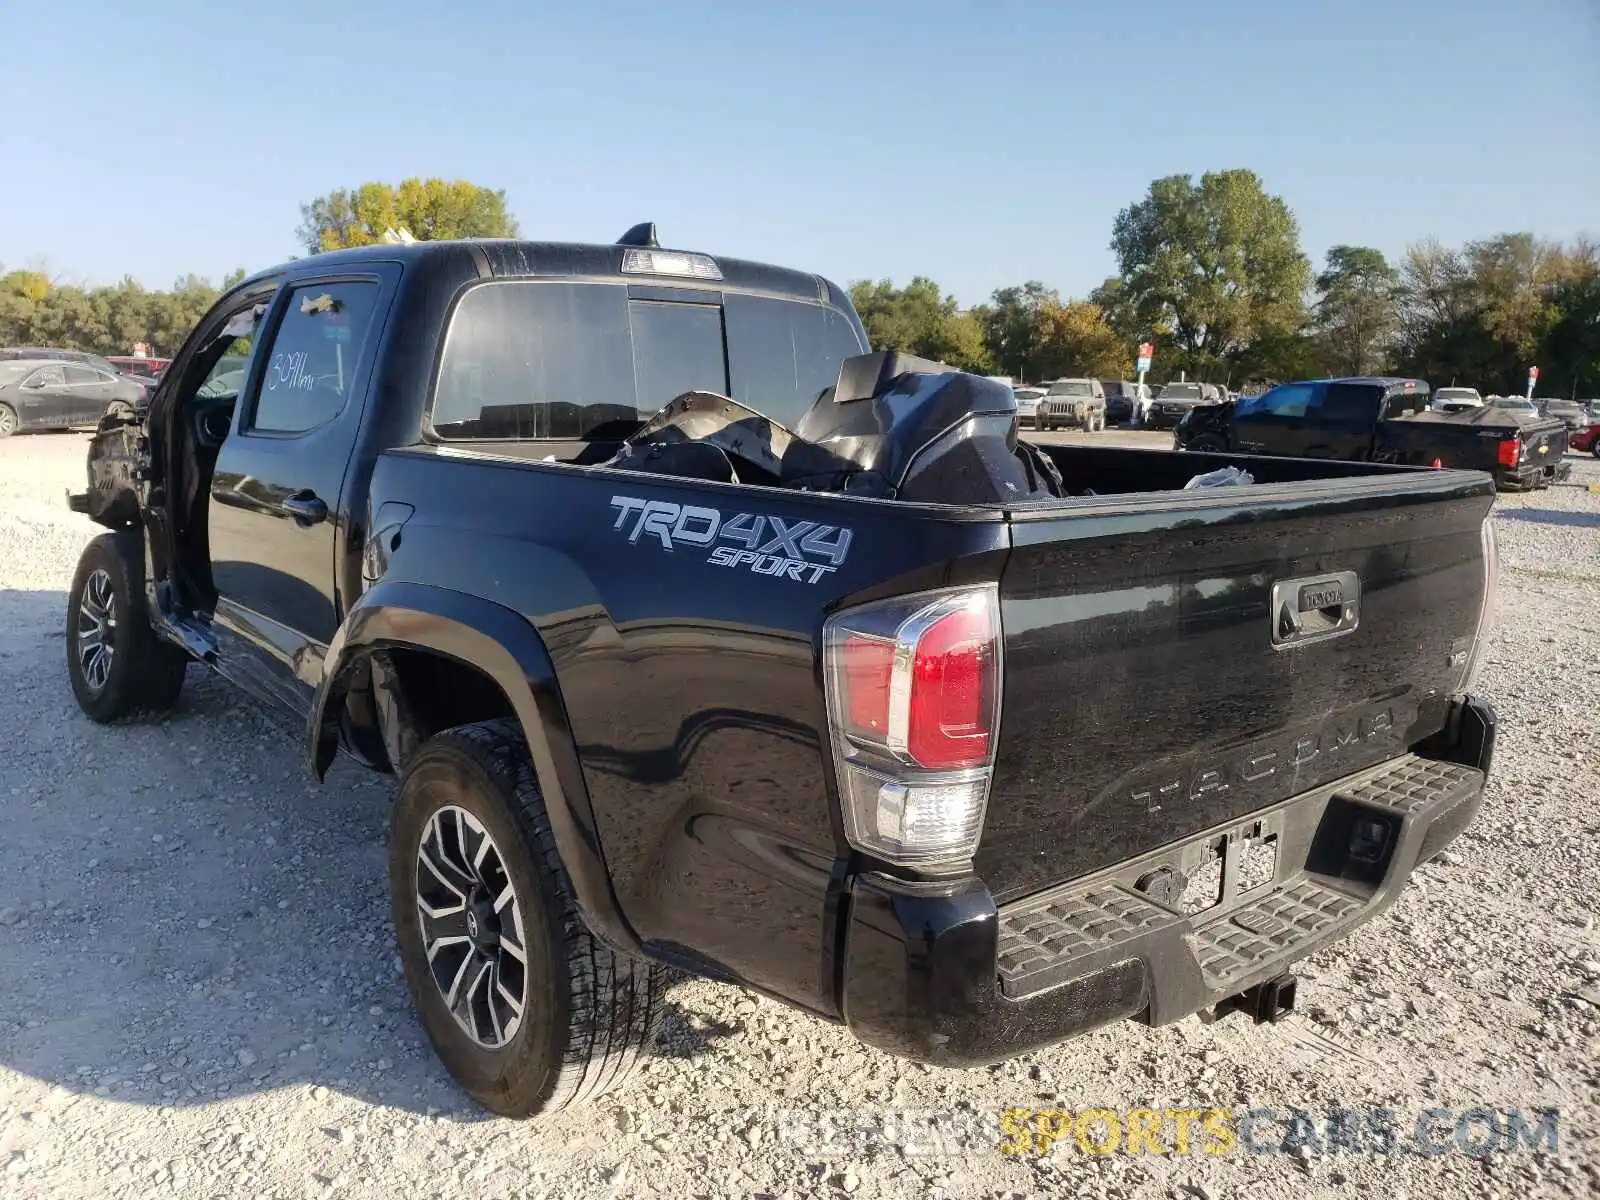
[1,432,1597,1200]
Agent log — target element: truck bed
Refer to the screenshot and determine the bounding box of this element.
[366,441,1492,1009]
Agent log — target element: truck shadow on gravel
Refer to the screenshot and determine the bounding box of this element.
[0,588,739,1121]
[1495,508,1600,530]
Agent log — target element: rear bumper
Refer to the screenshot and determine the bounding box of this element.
[839,696,1495,1066]
[1496,461,1571,490]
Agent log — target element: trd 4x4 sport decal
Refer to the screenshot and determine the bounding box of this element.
[609,495,852,584]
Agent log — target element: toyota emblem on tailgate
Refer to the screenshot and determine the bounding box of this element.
[1270,571,1360,649]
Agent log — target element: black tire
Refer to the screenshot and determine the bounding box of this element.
[0,402,16,438]
[1188,434,1228,453]
[391,719,663,1117]
[1591,441,1600,459]
[67,531,188,723]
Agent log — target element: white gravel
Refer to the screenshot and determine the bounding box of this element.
[1,432,1597,1200]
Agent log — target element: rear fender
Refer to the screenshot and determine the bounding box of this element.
[309,580,642,954]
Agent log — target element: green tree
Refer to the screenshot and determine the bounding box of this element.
[1313,246,1400,376]
[846,277,993,373]
[1108,169,1311,381]
[297,178,519,254]
[979,281,1058,381]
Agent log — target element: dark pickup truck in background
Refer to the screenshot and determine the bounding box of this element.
[1174,376,1571,490]
[67,234,1499,1118]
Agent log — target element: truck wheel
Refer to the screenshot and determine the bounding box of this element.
[67,531,188,723]
[0,403,16,437]
[390,719,664,1117]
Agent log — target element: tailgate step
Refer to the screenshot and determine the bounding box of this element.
[995,753,1484,1002]
[1191,879,1360,989]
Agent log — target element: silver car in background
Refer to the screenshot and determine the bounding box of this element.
[1012,386,1047,426]
[1431,386,1483,411]
[1542,398,1591,431]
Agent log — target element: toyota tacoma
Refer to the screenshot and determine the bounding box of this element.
[66,231,1500,1117]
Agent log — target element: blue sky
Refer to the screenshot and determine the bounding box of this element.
[3,0,1595,306]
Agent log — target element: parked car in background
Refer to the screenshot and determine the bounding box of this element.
[1012,385,1047,425]
[1430,387,1483,411]
[106,355,171,380]
[0,346,121,375]
[1570,424,1600,457]
[0,358,147,436]
[1175,377,1570,490]
[1542,398,1590,431]
[1147,381,1224,430]
[1100,379,1153,425]
[1490,395,1541,421]
[1036,377,1106,431]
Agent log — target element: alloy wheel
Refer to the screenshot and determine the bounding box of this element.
[76,569,116,691]
[0,407,15,436]
[415,805,529,1049]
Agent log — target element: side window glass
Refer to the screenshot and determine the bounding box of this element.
[28,365,66,388]
[65,365,99,385]
[250,281,381,434]
[1240,383,1315,419]
[1317,384,1379,422]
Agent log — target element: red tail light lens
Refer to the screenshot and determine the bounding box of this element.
[841,635,894,740]
[823,586,1002,865]
[907,606,995,768]
[1496,437,1521,468]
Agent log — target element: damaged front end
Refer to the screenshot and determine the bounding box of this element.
[68,411,146,529]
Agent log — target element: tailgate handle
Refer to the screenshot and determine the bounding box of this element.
[1270,572,1360,649]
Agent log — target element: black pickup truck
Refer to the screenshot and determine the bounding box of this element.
[1173,376,1571,490]
[67,234,1499,1118]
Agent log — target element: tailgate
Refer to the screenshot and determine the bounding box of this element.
[979,471,1494,903]
[1519,419,1568,469]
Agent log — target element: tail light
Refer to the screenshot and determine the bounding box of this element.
[823,585,1001,866]
[1458,518,1499,693]
[1496,437,1521,468]
[1430,458,1443,469]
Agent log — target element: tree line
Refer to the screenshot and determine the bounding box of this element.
[853,169,1599,399]
[5,171,1595,398]
[0,269,247,359]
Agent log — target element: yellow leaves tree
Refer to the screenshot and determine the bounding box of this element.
[1031,300,1128,380]
[296,178,520,254]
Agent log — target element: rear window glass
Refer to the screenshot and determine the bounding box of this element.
[431,280,866,440]
[724,294,865,428]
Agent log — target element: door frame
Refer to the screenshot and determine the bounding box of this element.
[208,263,403,717]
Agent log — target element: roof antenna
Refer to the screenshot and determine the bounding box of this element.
[616,222,660,248]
